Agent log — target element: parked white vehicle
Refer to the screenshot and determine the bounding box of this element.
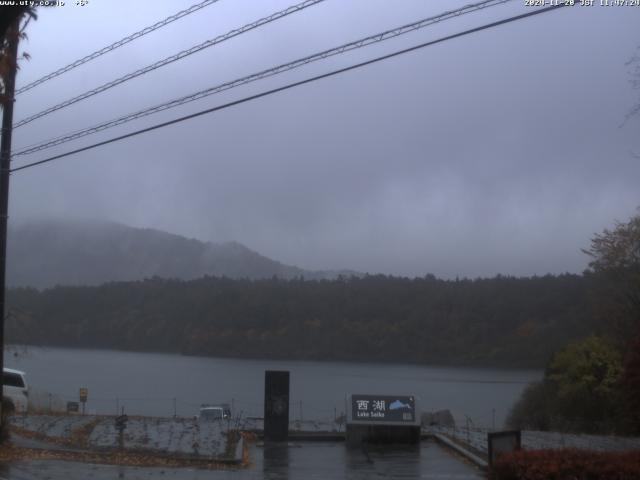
[199,404,230,421]
[3,368,28,414]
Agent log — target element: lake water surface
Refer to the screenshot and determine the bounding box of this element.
[5,346,541,428]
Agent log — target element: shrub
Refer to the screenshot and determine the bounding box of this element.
[506,381,555,431]
[490,448,640,480]
[507,336,627,434]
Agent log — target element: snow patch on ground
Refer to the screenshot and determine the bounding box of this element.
[424,426,640,454]
[10,415,229,458]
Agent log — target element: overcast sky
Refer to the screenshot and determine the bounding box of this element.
[7,0,640,278]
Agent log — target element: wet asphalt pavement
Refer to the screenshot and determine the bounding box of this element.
[0,440,484,479]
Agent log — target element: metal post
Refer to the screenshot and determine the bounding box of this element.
[116,397,119,416]
[0,18,20,432]
[465,415,471,443]
[344,395,348,432]
[173,397,176,418]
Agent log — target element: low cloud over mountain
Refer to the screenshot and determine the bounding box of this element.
[7,220,357,289]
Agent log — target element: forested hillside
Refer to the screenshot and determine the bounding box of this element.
[6,220,356,288]
[6,273,601,367]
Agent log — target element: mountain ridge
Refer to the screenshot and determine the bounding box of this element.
[6,219,359,288]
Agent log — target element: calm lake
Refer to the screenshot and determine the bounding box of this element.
[5,346,541,428]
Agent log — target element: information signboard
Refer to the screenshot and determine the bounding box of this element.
[79,387,88,403]
[351,394,415,423]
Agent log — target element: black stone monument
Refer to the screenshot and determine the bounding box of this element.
[264,370,290,442]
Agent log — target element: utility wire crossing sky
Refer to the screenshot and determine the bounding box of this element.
[15,0,222,95]
[12,0,514,159]
[11,3,567,173]
[7,0,640,279]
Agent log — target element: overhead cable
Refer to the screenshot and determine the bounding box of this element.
[13,0,513,157]
[16,0,222,95]
[10,3,570,173]
[13,0,326,128]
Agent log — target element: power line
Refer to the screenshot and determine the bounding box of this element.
[15,0,222,95]
[13,0,514,157]
[13,0,326,129]
[10,3,569,174]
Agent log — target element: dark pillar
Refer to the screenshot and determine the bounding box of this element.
[264,370,289,442]
[0,17,20,433]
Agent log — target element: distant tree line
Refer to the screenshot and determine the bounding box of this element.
[6,272,605,368]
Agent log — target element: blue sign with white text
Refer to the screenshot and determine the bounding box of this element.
[351,394,415,422]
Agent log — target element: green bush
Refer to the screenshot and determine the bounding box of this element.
[507,336,626,434]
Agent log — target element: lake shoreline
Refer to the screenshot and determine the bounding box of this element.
[6,342,547,371]
[4,345,542,427]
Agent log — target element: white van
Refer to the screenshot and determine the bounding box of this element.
[199,404,230,421]
[3,368,28,414]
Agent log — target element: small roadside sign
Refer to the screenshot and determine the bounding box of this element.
[488,431,521,466]
[79,387,88,403]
